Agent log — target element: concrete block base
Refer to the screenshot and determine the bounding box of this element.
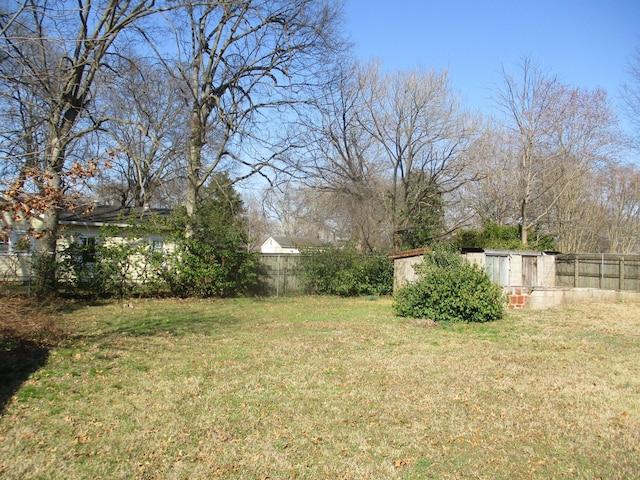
[525,287,640,310]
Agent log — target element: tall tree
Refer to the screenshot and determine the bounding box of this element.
[261,181,335,240]
[360,66,476,250]
[458,122,521,227]
[0,0,157,292]
[601,162,640,253]
[494,57,560,245]
[496,56,620,246]
[622,46,640,151]
[303,62,391,252]
[97,56,188,209]
[149,0,344,231]
[542,86,620,251]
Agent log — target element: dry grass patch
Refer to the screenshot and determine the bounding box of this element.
[0,296,639,479]
[0,296,66,413]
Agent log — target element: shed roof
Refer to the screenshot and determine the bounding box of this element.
[388,248,426,260]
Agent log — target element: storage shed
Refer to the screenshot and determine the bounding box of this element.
[390,248,558,309]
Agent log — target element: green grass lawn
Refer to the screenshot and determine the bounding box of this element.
[1,296,639,479]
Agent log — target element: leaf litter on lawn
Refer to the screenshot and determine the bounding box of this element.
[1,297,639,479]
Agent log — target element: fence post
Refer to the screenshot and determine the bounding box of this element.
[282,255,288,296]
[574,257,579,287]
[619,257,625,291]
[276,255,280,297]
[600,254,603,289]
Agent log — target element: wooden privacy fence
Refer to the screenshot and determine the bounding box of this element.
[556,253,640,291]
[259,254,307,296]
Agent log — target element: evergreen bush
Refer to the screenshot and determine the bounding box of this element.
[159,237,261,298]
[453,221,556,251]
[393,247,505,322]
[301,247,393,296]
[159,174,262,298]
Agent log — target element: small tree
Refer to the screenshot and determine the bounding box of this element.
[393,247,505,322]
[162,173,261,297]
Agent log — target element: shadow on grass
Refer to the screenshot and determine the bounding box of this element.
[0,294,72,414]
[0,340,50,414]
[69,307,244,341]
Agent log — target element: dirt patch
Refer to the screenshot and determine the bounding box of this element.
[0,296,65,413]
[0,296,64,345]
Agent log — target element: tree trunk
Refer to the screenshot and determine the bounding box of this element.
[520,198,528,245]
[36,204,60,295]
[35,160,63,295]
[185,122,204,237]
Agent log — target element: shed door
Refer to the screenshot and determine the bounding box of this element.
[522,255,538,287]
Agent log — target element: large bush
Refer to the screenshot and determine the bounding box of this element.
[159,237,261,298]
[301,248,393,296]
[393,247,505,322]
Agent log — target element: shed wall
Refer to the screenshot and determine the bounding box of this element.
[393,255,425,290]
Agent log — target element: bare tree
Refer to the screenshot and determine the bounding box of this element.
[296,63,476,251]
[361,66,477,250]
[0,1,29,37]
[601,162,640,253]
[542,86,620,251]
[146,0,344,231]
[458,122,521,227]
[97,56,188,209]
[544,165,606,252]
[0,0,157,291]
[622,46,640,151]
[261,180,333,240]
[302,62,391,252]
[494,57,561,245]
[496,56,621,246]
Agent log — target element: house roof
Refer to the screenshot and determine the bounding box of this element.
[267,236,326,249]
[59,205,171,227]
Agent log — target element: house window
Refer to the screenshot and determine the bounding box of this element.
[149,236,164,254]
[0,232,9,254]
[2,230,34,254]
[78,235,97,263]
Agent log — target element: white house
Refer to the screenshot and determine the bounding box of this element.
[1,199,171,283]
[259,236,325,254]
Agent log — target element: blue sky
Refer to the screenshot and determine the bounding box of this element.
[344,0,640,118]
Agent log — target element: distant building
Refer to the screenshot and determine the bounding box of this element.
[259,236,326,254]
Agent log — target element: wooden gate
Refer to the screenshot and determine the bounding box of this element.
[522,255,538,287]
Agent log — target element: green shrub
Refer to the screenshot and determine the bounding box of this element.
[453,221,556,251]
[159,238,261,298]
[159,173,263,298]
[301,248,393,297]
[57,236,154,298]
[393,247,505,322]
